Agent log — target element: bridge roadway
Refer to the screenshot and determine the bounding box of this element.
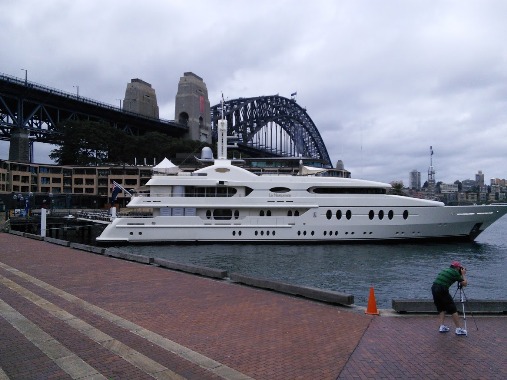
[0,73,187,143]
[1,232,506,379]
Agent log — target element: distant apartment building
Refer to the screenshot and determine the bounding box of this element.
[409,170,421,190]
[475,170,485,187]
[461,179,476,191]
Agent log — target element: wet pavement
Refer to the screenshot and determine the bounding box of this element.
[1,233,505,379]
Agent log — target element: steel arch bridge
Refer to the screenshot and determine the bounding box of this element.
[210,95,332,167]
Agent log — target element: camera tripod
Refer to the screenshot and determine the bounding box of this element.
[453,283,479,334]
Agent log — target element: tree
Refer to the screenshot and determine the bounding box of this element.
[50,120,116,165]
[389,181,405,196]
[49,120,212,166]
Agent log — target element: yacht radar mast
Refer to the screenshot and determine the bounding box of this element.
[216,94,237,160]
[427,146,436,199]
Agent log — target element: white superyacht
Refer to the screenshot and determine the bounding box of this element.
[97,118,507,244]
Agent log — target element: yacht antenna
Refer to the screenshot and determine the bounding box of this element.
[427,146,436,199]
[217,94,228,160]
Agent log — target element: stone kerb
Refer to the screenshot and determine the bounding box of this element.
[392,299,507,314]
[229,273,354,306]
[70,242,105,255]
[153,258,228,279]
[104,248,153,264]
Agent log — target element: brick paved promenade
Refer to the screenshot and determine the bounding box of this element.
[1,233,506,379]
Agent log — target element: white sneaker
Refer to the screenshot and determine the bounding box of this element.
[455,328,467,336]
[439,325,450,333]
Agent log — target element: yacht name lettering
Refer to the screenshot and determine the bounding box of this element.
[269,192,291,197]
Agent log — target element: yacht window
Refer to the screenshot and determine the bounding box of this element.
[267,210,272,216]
[260,210,265,216]
[213,209,232,220]
[269,187,291,193]
[309,187,387,194]
[294,210,300,216]
[234,210,239,219]
[287,210,293,217]
[346,210,352,220]
[336,210,342,220]
[379,210,384,220]
[216,187,228,197]
[206,210,212,219]
[388,210,394,220]
[403,210,409,220]
[368,210,374,220]
[326,210,332,220]
[191,186,237,197]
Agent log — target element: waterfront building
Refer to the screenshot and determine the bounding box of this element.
[409,169,421,190]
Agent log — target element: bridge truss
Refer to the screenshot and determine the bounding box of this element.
[211,95,332,167]
[0,73,187,144]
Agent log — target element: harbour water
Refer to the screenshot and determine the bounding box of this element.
[96,215,507,309]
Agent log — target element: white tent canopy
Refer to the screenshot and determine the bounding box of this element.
[153,157,181,174]
[299,165,328,176]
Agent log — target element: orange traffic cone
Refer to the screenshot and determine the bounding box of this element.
[365,286,380,315]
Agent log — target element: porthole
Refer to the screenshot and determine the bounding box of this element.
[267,231,270,236]
[303,231,307,236]
[336,210,342,220]
[403,210,409,220]
[326,210,332,220]
[378,210,384,220]
[288,210,293,217]
[388,210,394,220]
[346,210,352,220]
[272,231,275,236]
[260,210,265,216]
[311,231,315,236]
[298,231,301,236]
[329,231,332,236]
[138,232,142,235]
[261,231,264,236]
[238,231,242,236]
[129,232,133,235]
[324,231,327,236]
[335,231,338,236]
[294,210,300,216]
[233,231,236,236]
[368,210,374,220]
[255,231,258,236]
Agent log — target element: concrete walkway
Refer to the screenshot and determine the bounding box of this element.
[0,233,505,379]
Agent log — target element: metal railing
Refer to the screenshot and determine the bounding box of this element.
[0,72,177,125]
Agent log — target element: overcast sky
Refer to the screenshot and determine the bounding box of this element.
[1,0,506,184]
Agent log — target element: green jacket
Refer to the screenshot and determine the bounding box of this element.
[433,267,463,288]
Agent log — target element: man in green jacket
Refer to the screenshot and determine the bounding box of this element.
[431,260,468,335]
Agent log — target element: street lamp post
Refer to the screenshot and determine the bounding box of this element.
[49,192,53,214]
[21,68,27,85]
[73,85,80,98]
